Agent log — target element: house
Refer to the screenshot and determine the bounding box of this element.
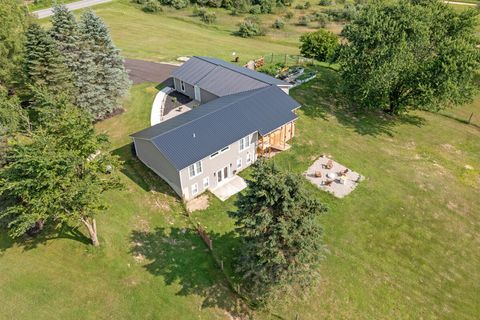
[131,56,300,201]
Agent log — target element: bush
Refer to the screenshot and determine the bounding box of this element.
[170,0,188,9]
[249,4,261,14]
[201,11,217,23]
[297,15,310,26]
[229,0,251,14]
[299,29,338,62]
[143,0,163,12]
[284,10,294,19]
[304,1,311,9]
[313,11,329,27]
[272,18,285,29]
[192,5,207,15]
[319,0,332,5]
[133,0,148,4]
[277,0,292,6]
[325,4,358,21]
[237,17,265,37]
[256,0,276,13]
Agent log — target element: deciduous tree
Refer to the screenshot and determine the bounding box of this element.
[299,29,338,62]
[0,89,122,245]
[232,160,327,302]
[338,0,480,114]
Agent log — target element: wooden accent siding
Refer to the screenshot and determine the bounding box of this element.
[257,121,295,155]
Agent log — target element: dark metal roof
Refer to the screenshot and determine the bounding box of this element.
[170,56,290,97]
[131,86,299,170]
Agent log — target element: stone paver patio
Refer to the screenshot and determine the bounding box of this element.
[305,156,363,198]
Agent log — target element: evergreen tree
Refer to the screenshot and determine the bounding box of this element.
[232,160,327,302]
[79,10,130,119]
[0,88,123,245]
[22,24,73,98]
[0,0,30,91]
[50,5,103,118]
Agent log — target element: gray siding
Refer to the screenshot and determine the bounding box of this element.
[133,138,182,196]
[179,133,258,200]
[199,88,218,103]
[173,77,195,100]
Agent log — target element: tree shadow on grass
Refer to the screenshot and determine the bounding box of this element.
[130,227,249,317]
[0,225,91,254]
[112,143,179,197]
[293,67,426,137]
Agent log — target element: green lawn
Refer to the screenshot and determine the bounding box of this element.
[1,2,479,319]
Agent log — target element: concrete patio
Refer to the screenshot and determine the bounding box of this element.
[305,156,363,198]
[211,175,247,201]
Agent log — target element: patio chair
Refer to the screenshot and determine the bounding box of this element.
[339,169,349,176]
[324,180,334,187]
[314,171,322,178]
[325,160,333,170]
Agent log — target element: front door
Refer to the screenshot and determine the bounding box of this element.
[216,166,229,185]
[194,85,201,101]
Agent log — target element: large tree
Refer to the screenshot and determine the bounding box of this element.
[0,0,30,91]
[338,0,480,114]
[79,10,130,119]
[22,24,73,98]
[0,89,122,245]
[232,160,327,302]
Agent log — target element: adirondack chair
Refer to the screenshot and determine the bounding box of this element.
[325,160,333,170]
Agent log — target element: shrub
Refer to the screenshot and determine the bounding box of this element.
[201,11,217,23]
[229,0,251,14]
[272,18,285,29]
[284,10,294,19]
[257,63,285,76]
[192,5,207,15]
[277,0,292,6]
[237,17,265,37]
[249,4,261,14]
[304,1,311,9]
[299,29,338,62]
[319,0,332,6]
[325,4,358,21]
[256,0,276,13]
[297,15,310,26]
[295,3,304,9]
[133,0,148,4]
[313,11,329,27]
[170,0,188,9]
[143,0,163,12]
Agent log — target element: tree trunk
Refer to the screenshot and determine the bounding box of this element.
[80,217,99,246]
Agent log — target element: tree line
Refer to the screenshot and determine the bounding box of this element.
[0,2,130,246]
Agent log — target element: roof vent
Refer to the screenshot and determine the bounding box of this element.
[193,133,196,138]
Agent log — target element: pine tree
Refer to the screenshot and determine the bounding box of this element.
[50,5,103,118]
[79,10,130,119]
[232,160,327,302]
[22,24,73,98]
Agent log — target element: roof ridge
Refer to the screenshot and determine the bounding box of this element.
[147,86,272,140]
[195,56,277,85]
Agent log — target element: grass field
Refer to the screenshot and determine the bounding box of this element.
[1,1,479,319]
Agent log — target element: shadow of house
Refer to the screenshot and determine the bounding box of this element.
[130,227,249,317]
[292,67,426,137]
[112,143,179,197]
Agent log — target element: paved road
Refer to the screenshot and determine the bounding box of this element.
[444,1,478,6]
[125,59,178,85]
[33,0,112,19]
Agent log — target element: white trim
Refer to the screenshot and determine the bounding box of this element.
[203,177,209,188]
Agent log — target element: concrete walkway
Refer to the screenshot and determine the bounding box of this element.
[151,87,173,126]
[33,0,112,19]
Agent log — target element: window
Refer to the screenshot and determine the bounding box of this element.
[203,177,209,188]
[237,158,242,169]
[189,160,203,178]
[191,183,198,196]
[239,134,251,151]
[246,152,252,164]
[180,80,185,92]
[210,146,230,158]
